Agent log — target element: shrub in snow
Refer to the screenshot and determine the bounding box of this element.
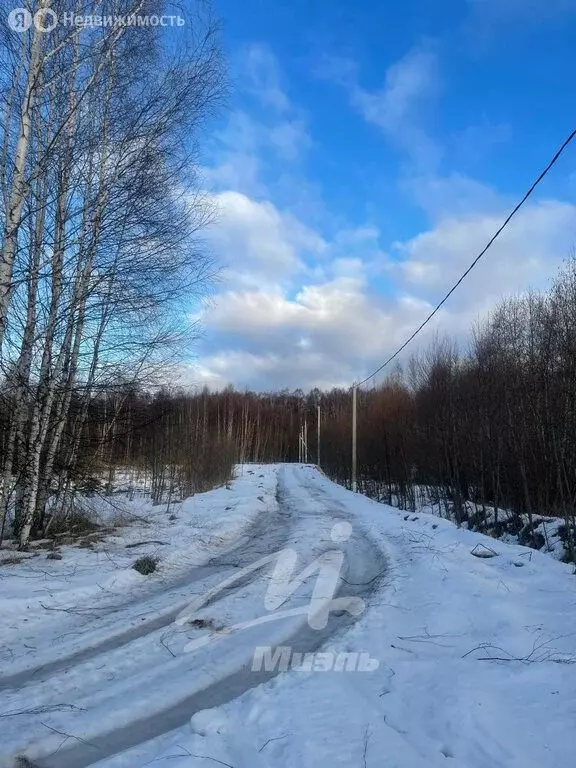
[46,507,98,537]
[132,555,159,575]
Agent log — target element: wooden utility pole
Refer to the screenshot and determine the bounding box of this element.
[317,405,321,467]
[351,385,357,492]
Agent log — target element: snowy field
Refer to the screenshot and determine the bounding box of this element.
[1,465,575,767]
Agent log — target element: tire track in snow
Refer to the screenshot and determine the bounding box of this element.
[0,481,291,693]
[6,466,387,768]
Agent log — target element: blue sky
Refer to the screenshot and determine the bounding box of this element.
[188,0,576,391]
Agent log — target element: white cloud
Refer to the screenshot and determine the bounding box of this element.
[206,191,326,288]
[404,173,506,221]
[201,111,267,197]
[189,349,354,392]
[352,48,438,136]
[268,120,311,161]
[193,272,453,391]
[206,276,378,346]
[192,192,576,391]
[394,200,576,307]
[332,46,442,172]
[244,43,290,112]
[203,110,310,198]
[204,47,311,197]
[189,41,576,392]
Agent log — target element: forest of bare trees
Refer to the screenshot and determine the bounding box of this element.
[331,257,576,563]
[18,256,576,558]
[0,1,224,547]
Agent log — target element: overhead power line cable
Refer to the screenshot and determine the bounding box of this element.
[356,127,576,388]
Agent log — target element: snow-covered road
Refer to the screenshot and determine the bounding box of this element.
[0,464,385,767]
[2,464,576,768]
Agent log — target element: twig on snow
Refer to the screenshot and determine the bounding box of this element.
[362,725,371,768]
[470,543,498,558]
[258,733,290,753]
[1,704,86,717]
[41,722,101,749]
[181,755,235,768]
[159,633,176,657]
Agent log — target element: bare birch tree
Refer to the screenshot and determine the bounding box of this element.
[0,1,224,546]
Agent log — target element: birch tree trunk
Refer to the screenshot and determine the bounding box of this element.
[0,0,50,349]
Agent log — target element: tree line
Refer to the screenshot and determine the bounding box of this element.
[0,1,224,547]
[344,256,576,563]
[79,256,576,560]
[8,256,574,558]
[333,256,576,561]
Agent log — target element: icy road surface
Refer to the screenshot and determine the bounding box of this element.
[0,464,385,767]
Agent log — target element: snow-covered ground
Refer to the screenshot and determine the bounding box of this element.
[373,484,572,563]
[2,465,575,767]
[0,467,275,634]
